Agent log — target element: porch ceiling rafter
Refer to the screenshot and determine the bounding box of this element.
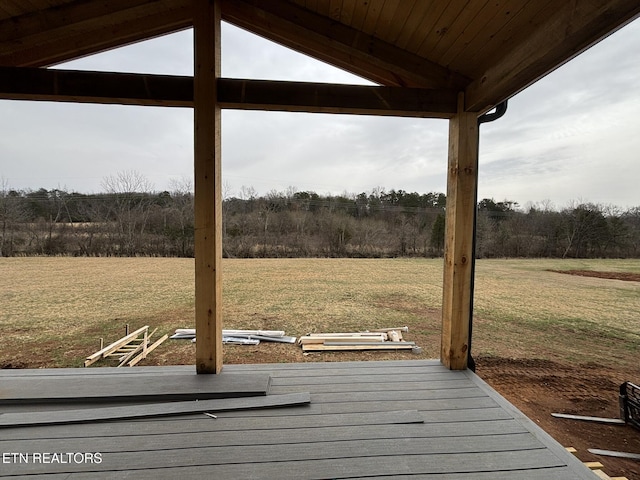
[0,66,458,118]
[219,0,470,91]
[0,0,192,68]
[465,0,640,112]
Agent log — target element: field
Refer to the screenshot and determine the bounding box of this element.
[1,257,640,477]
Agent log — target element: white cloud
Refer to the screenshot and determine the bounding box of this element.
[0,19,638,208]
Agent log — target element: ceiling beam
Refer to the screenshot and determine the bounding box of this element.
[0,66,193,107]
[465,0,640,113]
[220,0,470,90]
[217,78,457,118]
[0,0,191,67]
[0,66,458,118]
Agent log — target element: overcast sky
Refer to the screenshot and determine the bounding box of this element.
[1,18,639,210]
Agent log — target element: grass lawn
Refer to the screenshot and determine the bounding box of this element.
[1,257,638,369]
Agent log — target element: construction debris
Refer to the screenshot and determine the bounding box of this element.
[552,381,640,431]
[84,326,168,367]
[299,327,418,352]
[170,328,297,345]
[566,447,630,480]
[588,449,640,462]
[551,413,625,425]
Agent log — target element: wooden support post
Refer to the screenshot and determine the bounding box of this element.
[193,0,223,374]
[441,93,479,370]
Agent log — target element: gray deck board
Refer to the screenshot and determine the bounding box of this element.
[0,372,271,404]
[0,360,596,479]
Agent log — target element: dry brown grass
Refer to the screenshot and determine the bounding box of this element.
[1,257,638,369]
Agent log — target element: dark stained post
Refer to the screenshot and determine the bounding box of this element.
[441,93,479,370]
[193,0,223,373]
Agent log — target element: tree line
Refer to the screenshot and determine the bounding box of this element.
[1,174,639,259]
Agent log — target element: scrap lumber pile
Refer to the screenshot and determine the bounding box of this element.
[299,326,419,352]
[170,328,297,345]
[84,325,168,367]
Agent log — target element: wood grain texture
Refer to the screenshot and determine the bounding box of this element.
[441,94,478,369]
[193,0,223,374]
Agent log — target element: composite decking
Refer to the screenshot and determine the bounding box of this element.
[0,360,596,479]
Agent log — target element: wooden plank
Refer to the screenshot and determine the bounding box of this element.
[441,93,478,370]
[218,78,457,118]
[0,392,310,429]
[299,335,386,344]
[84,326,149,366]
[302,342,415,351]
[0,373,271,405]
[193,0,223,374]
[0,67,458,118]
[127,333,169,366]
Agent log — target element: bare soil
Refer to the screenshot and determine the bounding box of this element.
[548,269,640,282]
[479,270,640,479]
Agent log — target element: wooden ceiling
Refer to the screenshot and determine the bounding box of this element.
[0,0,638,113]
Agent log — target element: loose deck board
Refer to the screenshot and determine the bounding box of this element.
[0,372,271,404]
[0,392,311,428]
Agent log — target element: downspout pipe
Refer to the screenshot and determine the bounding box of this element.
[467,100,508,372]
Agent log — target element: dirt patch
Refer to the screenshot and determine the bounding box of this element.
[548,269,640,282]
[476,356,640,479]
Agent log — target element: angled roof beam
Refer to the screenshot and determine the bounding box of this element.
[220,0,470,90]
[465,0,640,113]
[0,0,191,67]
[0,67,458,118]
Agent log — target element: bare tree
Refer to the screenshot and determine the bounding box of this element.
[0,179,26,257]
[101,170,155,255]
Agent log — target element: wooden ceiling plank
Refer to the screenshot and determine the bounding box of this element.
[220,0,469,89]
[383,0,419,44]
[361,0,385,35]
[328,0,343,22]
[393,0,437,50]
[427,0,490,63]
[349,0,369,31]
[371,0,401,39]
[465,0,640,112]
[415,0,472,59]
[437,0,520,68]
[449,0,553,76]
[339,0,357,25]
[401,0,449,55]
[0,3,192,67]
[0,66,457,117]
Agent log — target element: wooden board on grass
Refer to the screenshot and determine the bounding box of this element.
[302,342,415,352]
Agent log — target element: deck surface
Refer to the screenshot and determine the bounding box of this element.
[0,360,596,479]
